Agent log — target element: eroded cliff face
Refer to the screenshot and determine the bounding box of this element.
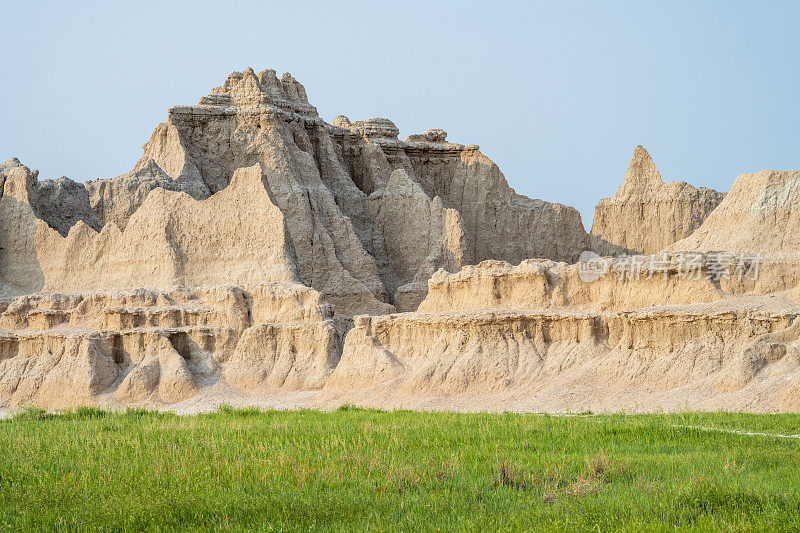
[591,146,724,255]
[668,168,800,258]
[0,283,339,409]
[322,158,800,411]
[0,68,613,410]
[2,161,298,295]
[321,309,800,412]
[321,259,800,412]
[136,69,604,305]
[4,68,603,313]
[318,145,800,412]
[333,123,595,266]
[2,68,800,413]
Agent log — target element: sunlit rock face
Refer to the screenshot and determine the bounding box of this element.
[3,69,799,413]
[591,145,724,255]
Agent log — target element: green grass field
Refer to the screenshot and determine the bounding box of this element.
[1,407,799,532]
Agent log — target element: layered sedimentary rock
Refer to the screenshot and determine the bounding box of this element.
[0,68,616,409]
[0,283,339,409]
[324,158,800,411]
[322,307,800,412]
[591,146,724,254]
[365,169,466,311]
[322,259,800,412]
[34,68,603,311]
[332,119,601,265]
[3,67,800,413]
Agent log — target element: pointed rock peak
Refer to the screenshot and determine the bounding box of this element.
[65,219,97,239]
[633,144,649,159]
[621,145,663,189]
[1,157,29,174]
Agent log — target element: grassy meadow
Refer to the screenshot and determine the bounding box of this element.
[1,407,799,531]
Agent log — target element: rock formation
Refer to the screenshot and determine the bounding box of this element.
[0,283,338,409]
[1,68,799,413]
[16,68,604,312]
[320,259,800,412]
[591,146,724,254]
[668,168,800,258]
[0,68,612,409]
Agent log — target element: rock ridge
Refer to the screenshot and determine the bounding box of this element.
[2,68,800,413]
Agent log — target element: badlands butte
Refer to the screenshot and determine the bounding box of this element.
[2,68,800,413]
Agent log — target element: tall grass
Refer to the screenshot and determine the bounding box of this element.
[0,408,798,531]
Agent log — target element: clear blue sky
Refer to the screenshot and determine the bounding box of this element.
[2,1,798,228]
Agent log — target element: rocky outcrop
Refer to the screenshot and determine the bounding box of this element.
[0,283,339,409]
[591,146,724,254]
[136,69,391,315]
[320,258,800,412]
[669,168,800,258]
[3,67,800,413]
[0,160,45,297]
[83,159,187,231]
[36,176,103,236]
[321,308,800,412]
[0,68,616,409]
[417,258,727,313]
[366,169,466,311]
[2,163,299,295]
[348,125,598,265]
[3,68,610,314]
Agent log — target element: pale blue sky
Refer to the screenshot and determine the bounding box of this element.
[2,1,798,227]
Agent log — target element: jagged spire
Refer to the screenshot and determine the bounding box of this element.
[620,145,663,191]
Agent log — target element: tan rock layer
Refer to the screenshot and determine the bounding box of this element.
[0,283,339,409]
[320,309,800,412]
[417,256,777,314]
